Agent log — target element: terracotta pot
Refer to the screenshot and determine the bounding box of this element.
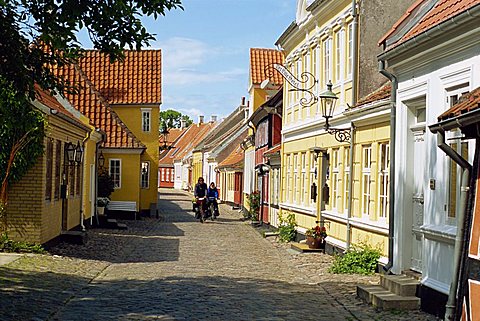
[306,236,325,249]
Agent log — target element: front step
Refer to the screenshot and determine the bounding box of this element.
[357,274,420,311]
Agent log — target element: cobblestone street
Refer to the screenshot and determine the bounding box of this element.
[0,189,438,321]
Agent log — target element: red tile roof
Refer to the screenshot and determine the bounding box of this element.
[54,63,145,149]
[438,87,480,121]
[401,0,480,43]
[264,144,281,157]
[76,50,162,105]
[250,48,284,86]
[35,85,87,129]
[159,122,216,164]
[354,84,391,108]
[380,0,480,50]
[218,145,244,169]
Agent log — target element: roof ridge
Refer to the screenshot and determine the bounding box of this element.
[74,64,146,149]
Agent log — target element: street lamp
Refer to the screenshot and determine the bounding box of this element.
[98,151,105,168]
[74,141,83,164]
[319,82,351,143]
[159,123,174,151]
[65,142,76,164]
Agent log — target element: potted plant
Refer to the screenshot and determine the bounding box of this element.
[97,168,114,215]
[305,225,327,249]
[96,197,110,215]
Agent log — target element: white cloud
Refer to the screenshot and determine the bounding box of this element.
[165,67,246,85]
[159,37,211,69]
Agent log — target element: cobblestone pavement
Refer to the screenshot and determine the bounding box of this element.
[0,189,439,321]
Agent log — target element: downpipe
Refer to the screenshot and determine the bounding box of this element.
[379,59,397,273]
[434,129,471,321]
[346,123,355,250]
[79,131,91,232]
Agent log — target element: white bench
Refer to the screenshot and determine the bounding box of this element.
[107,201,138,220]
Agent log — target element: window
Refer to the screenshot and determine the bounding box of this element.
[76,164,81,195]
[141,161,150,188]
[272,168,279,206]
[378,143,390,219]
[362,145,372,216]
[347,23,353,77]
[335,31,342,83]
[45,139,53,200]
[344,147,350,211]
[323,38,331,85]
[142,109,151,132]
[161,168,165,182]
[287,154,292,202]
[54,140,62,200]
[293,154,299,203]
[301,153,306,204]
[309,152,317,206]
[331,149,339,210]
[109,159,121,188]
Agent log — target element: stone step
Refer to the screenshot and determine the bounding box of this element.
[290,242,325,253]
[371,292,420,310]
[381,274,419,296]
[61,230,87,245]
[357,284,390,304]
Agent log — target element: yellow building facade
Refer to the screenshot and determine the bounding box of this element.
[276,0,390,259]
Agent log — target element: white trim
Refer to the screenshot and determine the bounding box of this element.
[109,159,122,189]
[141,161,150,189]
[279,202,316,216]
[422,276,450,295]
[101,148,144,155]
[439,66,472,88]
[141,108,152,132]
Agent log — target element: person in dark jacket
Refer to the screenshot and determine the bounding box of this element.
[194,177,208,217]
[207,182,220,217]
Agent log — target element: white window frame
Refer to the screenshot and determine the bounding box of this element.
[301,153,306,205]
[141,108,151,132]
[293,154,299,204]
[331,149,339,211]
[323,38,331,86]
[309,152,317,206]
[141,161,150,189]
[109,159,122,189]
[378,143,389,220]
[362,145,372,217]
[344,147,350,213]
[347,23,353,78]
[335,31,342,84]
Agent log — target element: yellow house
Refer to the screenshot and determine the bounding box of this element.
[6,89,91,243]
[57,50,161,216]
[243,49,283,212]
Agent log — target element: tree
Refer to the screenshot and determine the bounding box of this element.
[0,77,46,231]
[160,109,193,129]
[0,0,183,98]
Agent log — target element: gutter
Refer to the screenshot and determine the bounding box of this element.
[378,4,480,62]
[378,59,397,273]
[351,0,358,107]
[79,131,91,232]
[346,123,356,250]
[428,127,471,321]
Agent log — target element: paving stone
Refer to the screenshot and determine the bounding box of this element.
[0,189,439,321]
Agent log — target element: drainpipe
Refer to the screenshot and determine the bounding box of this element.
[346,123,355,250]
[351,0,358,107]
[93,128,106,226]
[379,59,397,272]
[79,131,91,232]
[430,128,471,321]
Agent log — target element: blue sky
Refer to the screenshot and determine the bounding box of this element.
[80,0,296,122]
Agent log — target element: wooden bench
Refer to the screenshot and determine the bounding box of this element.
[107,201,137,220]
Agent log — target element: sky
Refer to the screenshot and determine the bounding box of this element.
[79,0,297,122]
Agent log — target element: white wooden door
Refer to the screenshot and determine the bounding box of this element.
[411,128,425,272]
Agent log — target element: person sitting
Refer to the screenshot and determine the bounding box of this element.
[194,177,208,217]
[207,182,220,217]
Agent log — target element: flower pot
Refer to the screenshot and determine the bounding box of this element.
[306,236,325,249]
[97,206,105,215]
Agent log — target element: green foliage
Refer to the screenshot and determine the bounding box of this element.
[0,0,183,97]
[160,109,193,129]
[329,243,381,275]
[278,213,297,243]
[248,191,261,221]
[0,77,46,186]
[97,168,114,198]
[0,233,46,254]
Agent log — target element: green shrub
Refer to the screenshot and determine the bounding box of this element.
[329,243,381,275]
[248,191,261,221]
[0,233,46,254]
[278,213,297,243]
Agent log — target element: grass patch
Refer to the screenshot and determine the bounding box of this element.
[0,233,46,254]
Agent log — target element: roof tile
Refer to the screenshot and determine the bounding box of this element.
[250,48,284,86]
[438,87,480,121]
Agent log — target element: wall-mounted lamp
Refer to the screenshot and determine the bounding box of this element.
[98,151,105,168]
[159,123,174,151]
[319,82,351,143]
[65,141,84,165]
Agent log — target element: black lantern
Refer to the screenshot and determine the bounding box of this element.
[159,123,174,151]
[74,141,83,164]
[65,142,76,163]
[319,82,351,143]
[319,81,338,128]
[98,151,105,168]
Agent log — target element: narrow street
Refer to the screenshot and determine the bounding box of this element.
[0,189,437,321]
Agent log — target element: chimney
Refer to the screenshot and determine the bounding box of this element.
[199,115,204,124]
[241,96,246,106]
[211,115,217,123]
[180,119,186,129]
